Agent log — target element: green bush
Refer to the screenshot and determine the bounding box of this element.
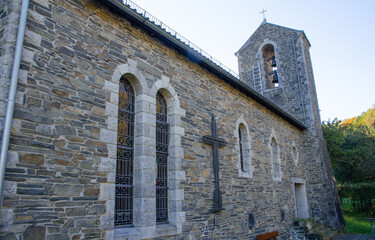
[339,183,375,216]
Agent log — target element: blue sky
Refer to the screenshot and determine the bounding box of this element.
[133,0,375,121]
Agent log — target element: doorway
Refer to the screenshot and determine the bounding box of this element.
[293,182,309,218]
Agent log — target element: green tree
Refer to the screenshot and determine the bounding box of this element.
[322,119,375,183]
[323,109,375,213]
[350,105,375,136]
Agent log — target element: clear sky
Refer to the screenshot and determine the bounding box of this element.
[132,0,375,122]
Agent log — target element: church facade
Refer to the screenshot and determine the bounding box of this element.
[0,0,344,239]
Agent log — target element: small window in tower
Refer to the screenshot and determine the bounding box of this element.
[262,44,279,89]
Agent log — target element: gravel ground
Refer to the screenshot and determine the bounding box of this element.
[333,234,375,240]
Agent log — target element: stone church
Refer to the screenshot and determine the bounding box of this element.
[0,0,344,239]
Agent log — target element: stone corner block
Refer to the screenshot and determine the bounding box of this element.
[110,92,119,105]
[107,116,118,131]
[105,80,119,93]
[100,183,115,201]
[100,129,117,144]
[178,108,186,117]
[0,208,13,227]
[111,69,122,84]
[170,126,184,135]
[116,64,129,77]
[100,214,114,231]
[99,157,116,172]
[7,151,19,167]
[105,230,114,240]
[107,144,117,159]
[3,180,17,196]
[136,93,154,104]
[161,75,170,84]
[169,189,184,201]
[178,170,186,181]
[107,172,116,183]
[169,212,185,224]
[105,101,118,117]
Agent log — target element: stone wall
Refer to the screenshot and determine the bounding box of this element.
[236,23,306,124]
[236,22,344,229]
[0,0,23,139]
[298,34,345,228]
[0,0,342,239]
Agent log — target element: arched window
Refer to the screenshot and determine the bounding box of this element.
[271,137,281,180]
[262,44,278,89]
[115,76,135,226]
[238,125,245,172]
[235,119,254,178]
[108,64,185,238]
[156,92,169,223]
[292,144,299,165]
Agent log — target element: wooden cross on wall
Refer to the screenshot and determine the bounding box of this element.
[202,113,227,213]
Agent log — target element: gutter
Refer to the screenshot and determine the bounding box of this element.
[100,0,306,130]
[0,0,29,205]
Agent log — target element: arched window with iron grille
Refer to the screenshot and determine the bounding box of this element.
[239,125,245,172]
[156,92,169,223]
[115,76,135,227]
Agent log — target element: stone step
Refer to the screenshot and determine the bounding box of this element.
[323,231,338,240]
[309,223,326,233]
[307,228,337,240]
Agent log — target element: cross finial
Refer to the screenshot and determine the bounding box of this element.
[260,8,267,22]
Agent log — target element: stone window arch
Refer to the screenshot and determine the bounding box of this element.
[291,142,299,166]
[239,124,245,171]
[261,43,279,89]
[115,75,135,226]
[156,91,169,223]
[101,61,185,239]
[270,136,282,181]
[234,117,254,178]
[151,83,186,234]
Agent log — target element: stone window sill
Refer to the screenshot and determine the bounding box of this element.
[239,170,253,179]
[114,223,179,239]
[264,86,281,92]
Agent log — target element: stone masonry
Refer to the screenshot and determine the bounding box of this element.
[0,0,24,140]
[0,0,343,239]
[236,22,345,229]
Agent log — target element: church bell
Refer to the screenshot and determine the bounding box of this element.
[272,71,278,83]
[271,56,277,67]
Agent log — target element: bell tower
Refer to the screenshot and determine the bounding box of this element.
[236,22,311,125]
[236,22,345,230]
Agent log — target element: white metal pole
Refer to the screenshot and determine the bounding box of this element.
[0,0,30,205]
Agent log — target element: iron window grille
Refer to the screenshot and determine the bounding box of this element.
[239,127,244,171]
[115,77,135,227]
[156,92,169,223]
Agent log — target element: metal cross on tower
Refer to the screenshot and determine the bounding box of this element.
[260,8,267,22]
[202,113,227,213]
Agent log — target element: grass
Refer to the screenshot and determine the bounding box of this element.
[343,212,374,234]
[341,198,374,234]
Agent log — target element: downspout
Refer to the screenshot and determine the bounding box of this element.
[292,32,307,125]
[0,0,30,205]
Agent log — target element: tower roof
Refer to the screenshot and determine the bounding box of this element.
[236,22,311,55]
